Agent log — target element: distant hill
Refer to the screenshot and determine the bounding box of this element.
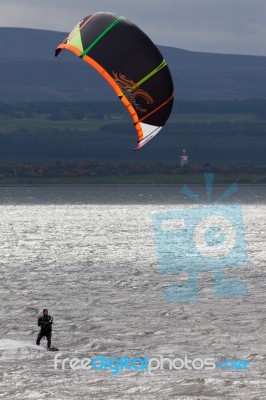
[1,27,266,102]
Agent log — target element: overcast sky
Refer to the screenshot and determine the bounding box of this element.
[0,0,265,56]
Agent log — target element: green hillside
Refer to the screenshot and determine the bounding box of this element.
[0,100,265,166]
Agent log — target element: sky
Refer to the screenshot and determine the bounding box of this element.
[0,0,266,56]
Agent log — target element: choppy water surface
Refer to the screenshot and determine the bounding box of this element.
[0,185,265,399]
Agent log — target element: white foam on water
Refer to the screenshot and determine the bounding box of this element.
[0,339,46,351]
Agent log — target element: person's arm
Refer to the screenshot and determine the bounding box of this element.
[47,316,53,328]
[42,316,53,328]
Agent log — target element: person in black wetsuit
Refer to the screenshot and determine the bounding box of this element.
[36,309,53,348]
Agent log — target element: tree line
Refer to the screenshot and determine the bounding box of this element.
[0,100,265,166]
[1,99,266,119]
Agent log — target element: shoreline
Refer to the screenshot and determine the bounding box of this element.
[0,178,266,187]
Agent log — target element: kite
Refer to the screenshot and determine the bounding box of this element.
[55,12,174,150]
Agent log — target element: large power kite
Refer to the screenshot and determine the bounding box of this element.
[55,12,174,150]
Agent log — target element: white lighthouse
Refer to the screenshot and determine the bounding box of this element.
[180,149,188,167]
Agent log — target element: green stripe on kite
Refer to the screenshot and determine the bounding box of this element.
[134,59,168,88]
[80,16,126,58]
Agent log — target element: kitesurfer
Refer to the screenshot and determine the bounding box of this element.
[36,309,53,348]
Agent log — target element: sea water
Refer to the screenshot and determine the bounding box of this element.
[0,185,265,399]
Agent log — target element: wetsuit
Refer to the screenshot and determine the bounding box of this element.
[36,315,53,348]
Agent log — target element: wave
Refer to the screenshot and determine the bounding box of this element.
[0,339,45,351]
